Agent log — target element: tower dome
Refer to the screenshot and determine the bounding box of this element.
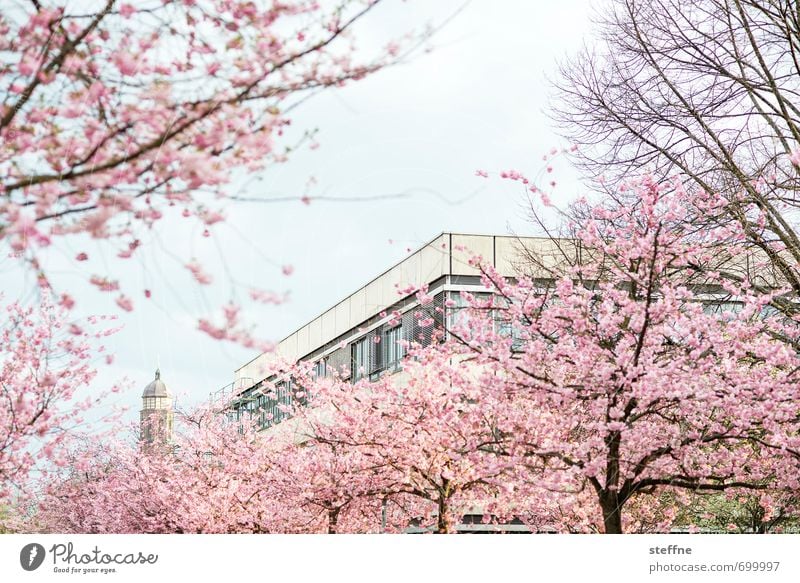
[142,368,171,399]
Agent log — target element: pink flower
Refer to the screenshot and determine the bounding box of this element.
[281,265,294,276]
[249,289,288,304]
[200,209,225,225]
[198,319,225,340]
[89,276,120,292]
[113,51,138,76]
[186,260,213,285]
[119,3,136,18]
[18,53,38,76]
[87,82,108,102]
[115,295,134,312]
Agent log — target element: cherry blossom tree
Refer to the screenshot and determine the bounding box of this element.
[29,399,285,533]
[0,295,120,505]
[0,0,425,528]
[29,349,524,534]
[266,439,389,533]
[20,173,800,535]
[31,384,398,533]
[676,491,800,534]
[295,349,520,534]
[0,0,418,336]
[554,0,800,318]
[449,175,800,533]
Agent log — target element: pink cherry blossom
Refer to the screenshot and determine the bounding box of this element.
[0,0,416,353]
[0,299,115,506]
[185,260,213,285]
[114,295,134,312]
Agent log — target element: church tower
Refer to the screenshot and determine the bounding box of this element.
[140,368,174,449]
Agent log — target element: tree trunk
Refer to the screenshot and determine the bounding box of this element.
[327,507,339,534]
[601,492,623,534]
[436,498,450,534]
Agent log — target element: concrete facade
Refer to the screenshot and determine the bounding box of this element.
[233,232,568,393]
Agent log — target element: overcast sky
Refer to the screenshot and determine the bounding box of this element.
[3,0,597,423]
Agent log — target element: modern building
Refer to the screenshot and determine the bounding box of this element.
[224,232,569,431]
[140,368,175,448]
[217,232,564,533]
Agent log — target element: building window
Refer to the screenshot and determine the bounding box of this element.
[143,396,169,410]
[269,381,293,425]
[446,291,491,331]
[313,358,328,379]
[280,381,293,415]
[493,297,525,351]
[383,325,406,371]
[496,318,525,351]
[351,337,369,381]
[294,379,310,408]
[256,393,267,429]
[702,301,743,315]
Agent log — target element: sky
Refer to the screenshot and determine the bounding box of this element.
[3,0,598,422]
